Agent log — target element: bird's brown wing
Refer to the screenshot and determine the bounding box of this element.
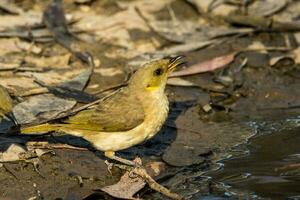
[65,88,144,132]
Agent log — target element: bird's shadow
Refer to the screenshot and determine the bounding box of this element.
[0,100,195,161]
[118,100,195,159]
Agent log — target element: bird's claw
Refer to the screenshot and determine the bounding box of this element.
[105,160,114,174]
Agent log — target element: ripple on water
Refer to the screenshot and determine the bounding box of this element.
[211,117,300,199]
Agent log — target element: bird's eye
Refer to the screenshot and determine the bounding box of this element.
[153,68,163,76]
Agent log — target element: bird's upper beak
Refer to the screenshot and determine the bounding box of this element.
[167,55,186,73]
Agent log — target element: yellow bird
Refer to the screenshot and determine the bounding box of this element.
[21,56,184,165]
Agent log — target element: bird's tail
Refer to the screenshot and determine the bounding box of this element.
[21,123,62,134]
[20,123,88,137]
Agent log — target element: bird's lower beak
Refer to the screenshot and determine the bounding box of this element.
[167,55,186,72]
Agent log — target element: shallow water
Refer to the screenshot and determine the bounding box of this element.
[211,118,300,199]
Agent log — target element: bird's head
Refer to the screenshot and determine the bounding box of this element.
[128,56,185,93]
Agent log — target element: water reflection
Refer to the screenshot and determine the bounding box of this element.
[212,120,300,199]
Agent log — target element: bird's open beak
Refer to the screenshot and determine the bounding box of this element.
[167,55,186,73]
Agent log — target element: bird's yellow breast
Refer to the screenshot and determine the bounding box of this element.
[82,93,169,152]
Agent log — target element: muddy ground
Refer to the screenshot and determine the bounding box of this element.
[0,0,299,199]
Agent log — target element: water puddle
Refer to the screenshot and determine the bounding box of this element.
[210,118,300,199]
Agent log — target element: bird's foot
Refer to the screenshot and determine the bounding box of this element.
[104,151,142,167]
[128,157,143,178]
[104,151,145,177]
[104,160,114,174]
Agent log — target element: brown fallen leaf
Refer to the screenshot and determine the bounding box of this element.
[102,172,144,199]
[42,0,95,65]
[248,0,287,17]
[0,62,21,71]
[0,12,42,32]
[101,158,169,200]
[270,47,300,66]
[0,144,25,162]
[155,40,214,56]
[13,67,93,125]
[167,77,198,87]
[0,0,23,14]
[94,67,123,77]
[169,53,235,78]
[101,158,145,200]
[24,53,71,69]
[0,38,41,56]
[187,0,237,16]
[0,76,38,92]
[0,143,54,165]
[275,163,300,173]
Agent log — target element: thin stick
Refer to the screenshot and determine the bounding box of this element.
[111,162,184,200]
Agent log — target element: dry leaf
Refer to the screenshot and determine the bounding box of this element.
[0,142,54,163]
[187,0,237,16]
[13,68,93,124]
[0,38,41,56]
[170,53,235,77]
[101,159,166,200]
[0,144,25,162]
[0,0,24,14]
[24,54,71,69]
[0,11,41,31]
[0,77,38,92]
[94,67,123,77]
[270,47,300,66]
[13,94,76,125]
[22,68,88,86]
[248,0,287,17]
[246,41,268,53]
[102,171,145,200]
[167,77,197,87]
[155,40,214,55]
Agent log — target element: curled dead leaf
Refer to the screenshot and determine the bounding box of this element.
[170,53,235,77]
[101,159,167,200]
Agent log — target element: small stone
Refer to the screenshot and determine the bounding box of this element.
[202,104,212,113]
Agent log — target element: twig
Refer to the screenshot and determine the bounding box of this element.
[27,142,89,151]
[2,164,19,179]
[0,66,19,71]
[111,162,184,200]
[49,144,88,151]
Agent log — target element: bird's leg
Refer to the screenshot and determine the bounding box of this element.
[104,151,139,166]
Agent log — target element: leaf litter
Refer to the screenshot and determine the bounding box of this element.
[13,67,93,125]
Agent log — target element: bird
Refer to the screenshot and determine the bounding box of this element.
[0,84,16,124]
[21,56,185,165]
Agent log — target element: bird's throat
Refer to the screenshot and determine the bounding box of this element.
[146,86,159,91]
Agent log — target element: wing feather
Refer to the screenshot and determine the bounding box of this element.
[66,88,144,132]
